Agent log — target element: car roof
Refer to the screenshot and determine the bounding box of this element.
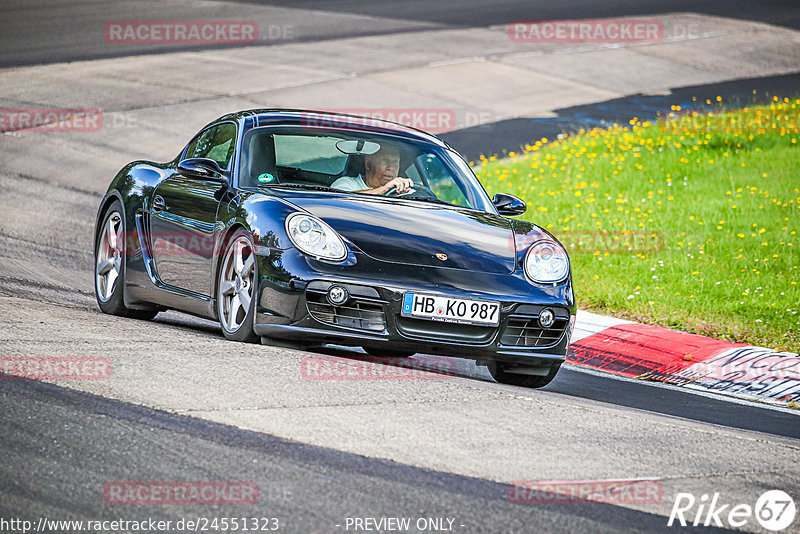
[210,108,450,148]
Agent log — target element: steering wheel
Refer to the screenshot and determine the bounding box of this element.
[385,183,439,200]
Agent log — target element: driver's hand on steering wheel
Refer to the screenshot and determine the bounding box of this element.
[382,177,414,195]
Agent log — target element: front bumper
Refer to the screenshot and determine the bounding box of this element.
[252,249,575,366]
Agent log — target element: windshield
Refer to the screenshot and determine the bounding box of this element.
[238,126,495,212]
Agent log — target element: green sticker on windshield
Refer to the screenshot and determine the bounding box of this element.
[257,173,275,183]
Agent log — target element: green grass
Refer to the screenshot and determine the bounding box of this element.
[474,97,800,352]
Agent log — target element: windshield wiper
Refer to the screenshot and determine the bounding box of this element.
[399,196,454,207]
[268,184,339,192]
[267,184,458,207]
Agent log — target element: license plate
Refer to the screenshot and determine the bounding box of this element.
[401,293,500,326]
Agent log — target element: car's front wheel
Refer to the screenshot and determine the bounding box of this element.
[95,200,158,320]
[217,229,259,343]
[489,362,560,388]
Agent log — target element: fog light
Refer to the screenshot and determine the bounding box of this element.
[327,285,349,306]
[539,308,555,329]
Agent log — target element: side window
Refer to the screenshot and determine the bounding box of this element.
[417,153,470,208]
[183,123,237,170]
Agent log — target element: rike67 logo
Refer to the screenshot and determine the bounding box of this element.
[669,490,796,531]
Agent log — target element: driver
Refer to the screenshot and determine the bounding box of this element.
[331,145,414,195]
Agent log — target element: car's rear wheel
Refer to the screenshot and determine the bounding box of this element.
[95,200,159,320]
[217,229,259,343]
[489,362,560,388]
[362,346,416,358]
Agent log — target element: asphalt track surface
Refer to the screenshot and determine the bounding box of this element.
[1,1,800,533]
[0,378,736,534]
[1,0,799,67]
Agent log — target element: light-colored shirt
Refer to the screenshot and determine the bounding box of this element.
[331,174,369,192]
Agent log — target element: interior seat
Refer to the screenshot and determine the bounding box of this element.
[342,154,365,180]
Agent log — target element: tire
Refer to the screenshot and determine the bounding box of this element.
[362,346,416,358]
[216,229,259,343]
[489,362,560,388]
[94,200,158,320]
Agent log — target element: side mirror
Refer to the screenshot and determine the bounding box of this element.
[492,193,526,216]
[178,158,227,182]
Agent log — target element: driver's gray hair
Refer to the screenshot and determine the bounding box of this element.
[365,145,400,164]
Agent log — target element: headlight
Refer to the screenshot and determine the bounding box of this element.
[524,240,570,283]
[285,213,347,261]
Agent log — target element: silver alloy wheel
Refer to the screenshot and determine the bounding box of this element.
[96,210,123,302]
[218,236,255,332]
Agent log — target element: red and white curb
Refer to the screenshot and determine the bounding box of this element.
[570,310,800,408]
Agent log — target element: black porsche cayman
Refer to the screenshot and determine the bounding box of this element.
[94,109,576,388]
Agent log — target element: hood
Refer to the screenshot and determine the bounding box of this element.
[272,190,518,274]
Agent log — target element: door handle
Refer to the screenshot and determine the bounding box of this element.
[152,195,165,213]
